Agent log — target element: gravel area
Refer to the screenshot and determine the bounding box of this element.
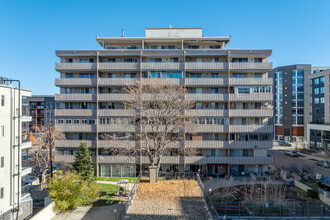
[126,180,210,220]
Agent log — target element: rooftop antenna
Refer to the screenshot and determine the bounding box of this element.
[170,25,172,28]
[121,29,124,37]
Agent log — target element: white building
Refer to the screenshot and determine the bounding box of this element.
[0,81,33,220]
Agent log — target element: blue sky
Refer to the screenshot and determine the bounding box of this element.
[1,0,330,95]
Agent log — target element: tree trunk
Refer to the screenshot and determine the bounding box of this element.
[40,170,48,190]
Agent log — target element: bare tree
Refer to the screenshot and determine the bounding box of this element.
[122,79,196,176]
[30,125,65,189]
[288,163,314,181]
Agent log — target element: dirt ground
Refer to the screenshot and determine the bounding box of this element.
[126,179,210,220]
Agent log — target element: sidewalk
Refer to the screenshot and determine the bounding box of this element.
[297,152,330,162]
[96,180,134,190]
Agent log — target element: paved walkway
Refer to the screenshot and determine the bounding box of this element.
[298,152,330,162]
[52,203,124,220]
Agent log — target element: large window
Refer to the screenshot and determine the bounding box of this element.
[320,97,325,103]
[320,87,324,94]
[314,88,319,94]
[314,78,319,85]
[314,98,320,104]
[238,88,250,93]
[320,76,324,84]
[79,73,95,78]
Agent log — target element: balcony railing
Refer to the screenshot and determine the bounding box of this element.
[185,141,273,149]
[185,109,229,117]
[142,62,183,70]
[229,93,272,101]
[55,124,96,132]
[185,78,229,86]
[229,109,273,117]
[229,125,273,133]
[188,125,229,133]
[185,156,273,165]
[99,109,135,117]
[55,63,96,71]
[55,140,96,148]
[229,62,273,70]
[54,155,273,165]
[99,62,139,70]
[229,78,273,86]
[98,94,132,101]
[55,94,96,102]
[55,109,95,117]
[55,78,96,87]
[99,125,136,132]
[186,94,228,101]
[99,78,136,86]
[185,62,227,70]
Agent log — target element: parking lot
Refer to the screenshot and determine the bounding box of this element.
[269,150,330,177]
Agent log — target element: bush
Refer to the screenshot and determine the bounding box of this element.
[307,189,319,200]
[47,171,101,211]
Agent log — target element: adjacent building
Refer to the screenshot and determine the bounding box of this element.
[272,65,311,142]
[54,28,274,177]
[307,69,330,149]
[0,80,33,219]
[27,95,56,132]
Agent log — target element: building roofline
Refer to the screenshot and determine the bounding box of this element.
[0,84,32,92]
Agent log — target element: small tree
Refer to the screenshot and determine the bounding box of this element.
[47,171,100,211]
[72,141,95,181]
[288,163,314,181]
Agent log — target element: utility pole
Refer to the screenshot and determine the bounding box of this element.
[49,127,53,178]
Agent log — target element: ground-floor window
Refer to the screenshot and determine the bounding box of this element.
[100,164,135,177]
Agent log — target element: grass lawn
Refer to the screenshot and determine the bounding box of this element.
[93,184,121,207]
[96,177,138,182]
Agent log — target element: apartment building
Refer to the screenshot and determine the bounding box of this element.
[54,28,274,177]
[272,65,312,142]
[0,81,33,219]
[27,95,57,132]
[307,69,330,149]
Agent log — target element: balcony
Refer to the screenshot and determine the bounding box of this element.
[55,124,96,132]
[229,78,273,86]
[141,78,183,85]
[98,94,132,101]
[55,94,96,102]
[185,109,229,117]
[185,78,228,86]
[185,156,273,165]
[229,109,273,117]
[142,62,183,70]
[99,78,136,86]
[99,125,136,133]
[139,156,183,164]
[229,93,272,101]
[54,155,76,163]
[229,62,273,71]
[55,78,96,87]
[98,62,139,71]
[185,141,273,149]
[229,125,273,133]
[55,63,96,71]
[55,140,96,148]
[98,156,136,164]
[21,167,32,176]
[186,94,228,102]
[55,109,95,117]
[185,62,227,70]
[99,109,134,117]
[98,140,136,148]
[188,125,229,133]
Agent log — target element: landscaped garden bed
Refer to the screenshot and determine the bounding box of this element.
[126,179,209,219]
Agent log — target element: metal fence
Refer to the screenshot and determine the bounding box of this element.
[196,174,220,220]
[115,173,141,220]
[213,201,330,218]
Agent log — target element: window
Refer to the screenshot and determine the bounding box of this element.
[209,45,221,49]
[314,88,319,94]
[124,59,137,63]
[254,73,262,78]
[211,88,219,94]
[297,116,304,125]
[320,77,324,84]
[254,58,262,63]
[232,58,248,62]
[0,126,4,137]
[232,73,248,78]
[188,45,199,49]
[0,187,3,199]
[211,73,219,78]
[65,59,73,63]
[314,78,319,85]
[170,58,179,63]
[79,73,95,78]
[1,95,4,106]
[0,156,4,168]
[127,46,138,49]
[108,58,116,62]
[150,58,162,63]
[238,88,250,93]
[79,58,94,63]
[314,98,320,104]
[65,73,73,78]
[320,97,325,103]
[190,73,202,78]
[320,87,324,94]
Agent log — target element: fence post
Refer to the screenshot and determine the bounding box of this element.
[239,202,241,217]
